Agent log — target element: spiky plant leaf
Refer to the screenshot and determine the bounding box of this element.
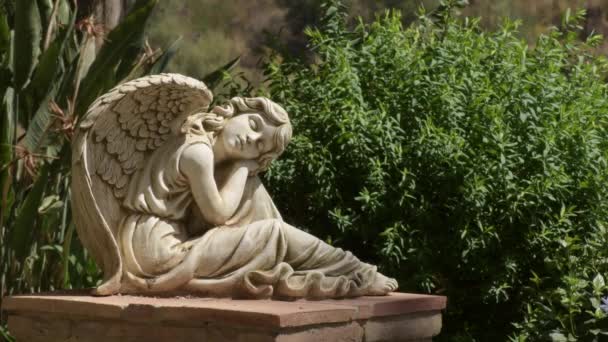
[14,0,43,90]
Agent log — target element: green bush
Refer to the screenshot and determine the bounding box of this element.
[261,1,608,340]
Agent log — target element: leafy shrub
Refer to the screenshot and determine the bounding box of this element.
[261,1,608,340]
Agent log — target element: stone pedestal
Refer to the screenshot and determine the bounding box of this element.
[2,291,446,341]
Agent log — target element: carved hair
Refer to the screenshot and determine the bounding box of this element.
[181,97,293,170]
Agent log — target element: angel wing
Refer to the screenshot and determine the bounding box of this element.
[71,73,213,295]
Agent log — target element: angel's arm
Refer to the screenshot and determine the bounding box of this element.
[180,143,249,226]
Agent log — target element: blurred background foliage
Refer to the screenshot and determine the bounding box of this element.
[3,0,608,341]
[146,0,608,84]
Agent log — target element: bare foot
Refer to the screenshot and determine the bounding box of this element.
[367,272,398,296]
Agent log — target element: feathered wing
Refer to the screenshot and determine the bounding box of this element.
[71,73,213,295]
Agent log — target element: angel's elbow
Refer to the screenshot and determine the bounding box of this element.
[206,214,228,227]
[192,192,231,226]
[201,207,231,226]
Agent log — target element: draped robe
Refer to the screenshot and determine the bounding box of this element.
[117,135,377,298]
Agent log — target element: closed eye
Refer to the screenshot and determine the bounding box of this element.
[249,118,259,131]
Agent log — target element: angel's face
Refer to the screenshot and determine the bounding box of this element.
[217,113,277,160]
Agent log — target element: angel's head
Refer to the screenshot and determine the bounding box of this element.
[181,97,292,170]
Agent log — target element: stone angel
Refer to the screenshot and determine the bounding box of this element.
[71,73,398,298]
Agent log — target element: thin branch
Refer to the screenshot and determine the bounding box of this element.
[42,0,62,51]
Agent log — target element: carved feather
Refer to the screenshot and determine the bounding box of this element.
[142,110,156,120]
[71,73,214,297]
[116,173,128,189]
[123,152,144,174]
[141,124,154,138]
[107,158,122,185]
[118,136,135,162]
[135,139,148,151]
[114,186,127,199]
[79,73,213,201]
[106,123,121,142]
[116,97,140,123]
[128,120,144,137]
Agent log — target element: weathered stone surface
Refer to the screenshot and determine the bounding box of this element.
[322,292,447,319]
[8,314,273,342]
[277,322,364,342]
[2,291,446,341]
[72,73,398,298]
[364,311,442,342]
[2,290,357,328]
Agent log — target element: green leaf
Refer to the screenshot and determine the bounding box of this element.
[56,0,71,26]
[0,7,10,58]
[22,86,57,154]
[75,0,158,117]
[0,87,14,167]
[14,0,43,90]
[0,87,15,227]
[37,0,54,36]
[549,332,568,342]
[27,5,75,108]
[55,45,78,104]
[593,274,605,291]
[0,325,14,342]
[10,163,49,260]
[62,221,74,288]
[202,55,240,89]
[74,36,97,85]
[149,36,182,75]
[37,194,62,214]
[114,32,152,82]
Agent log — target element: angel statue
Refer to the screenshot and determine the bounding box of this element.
[72,73,398,299]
